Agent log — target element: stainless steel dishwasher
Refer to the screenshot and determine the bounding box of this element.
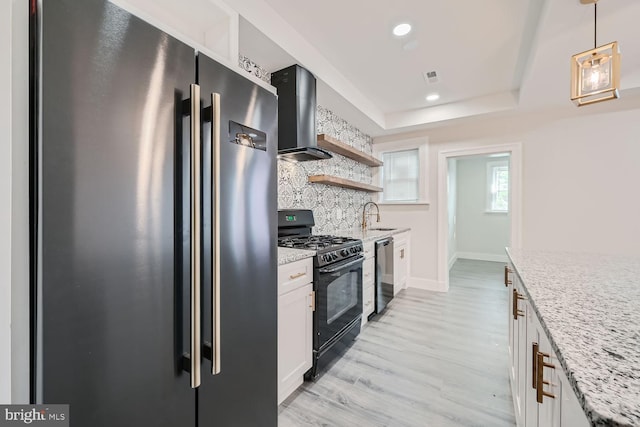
[375,237,394,314]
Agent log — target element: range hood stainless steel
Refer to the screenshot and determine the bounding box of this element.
[271,65,332,161]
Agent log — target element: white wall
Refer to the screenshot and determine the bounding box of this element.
[1,0,13,404]
[455,156,509,262]
[375,104,640,290]
[11,0,30,404]
[522,109,640,255]
[447,158,457,268]
[1,0,30,404]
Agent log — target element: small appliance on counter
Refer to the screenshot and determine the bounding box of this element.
[277,209,363,380]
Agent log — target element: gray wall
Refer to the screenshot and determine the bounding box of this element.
[455,155,510,262]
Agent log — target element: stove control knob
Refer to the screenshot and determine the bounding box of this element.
[332,252,339,261]
[323,254,331,263]
[340,249,349,257]
[350,247,357,253]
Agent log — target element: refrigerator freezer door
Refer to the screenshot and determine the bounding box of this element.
[198,54,278,426]
[37,1,196,425]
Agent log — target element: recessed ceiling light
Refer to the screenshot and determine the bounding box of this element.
[426,93,440,102]
[392,23,412,37]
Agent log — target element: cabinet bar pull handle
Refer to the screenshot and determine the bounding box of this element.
[532,342,539,389]
[504,265,513,287]
[211,92,221,375]
[289,272,306,280]
[189,84,202,389]
[310,291,316,311]
[512,289,525,320]
[536,351,556,403]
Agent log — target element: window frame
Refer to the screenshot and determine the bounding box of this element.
[485,159,510,213]
[373,137,430,205]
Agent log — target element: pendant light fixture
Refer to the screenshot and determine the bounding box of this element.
[570,0,621,106]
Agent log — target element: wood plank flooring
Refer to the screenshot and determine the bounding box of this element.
[278,259,516,427]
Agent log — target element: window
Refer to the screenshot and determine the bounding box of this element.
[373,137,429,204]
[487,160,509,212]
[381,149,419,202]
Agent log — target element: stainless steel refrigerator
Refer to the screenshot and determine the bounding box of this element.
[31,0,278,425]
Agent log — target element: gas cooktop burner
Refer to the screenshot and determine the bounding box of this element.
[277,235,360,250]
[277,234,364,267]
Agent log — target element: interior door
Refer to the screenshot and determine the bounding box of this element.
[197,53,278,427]
[36,1,196,425]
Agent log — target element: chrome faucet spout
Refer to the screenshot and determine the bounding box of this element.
[361,201,381,230]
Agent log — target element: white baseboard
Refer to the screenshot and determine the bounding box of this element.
[456,251,508,263]
[448,253,458,270]
[407,277,447,292]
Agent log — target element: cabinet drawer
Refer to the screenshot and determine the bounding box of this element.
[363,258,375,285]
[363,284,375,317]
[278,257,313,295]
[393,232,409,246]
[363,241,375,259]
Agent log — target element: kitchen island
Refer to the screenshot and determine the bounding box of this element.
[507,248,640,427]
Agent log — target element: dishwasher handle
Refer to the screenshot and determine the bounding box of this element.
[376,238,393,247]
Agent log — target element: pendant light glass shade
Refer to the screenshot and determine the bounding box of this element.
[571,42,620,106]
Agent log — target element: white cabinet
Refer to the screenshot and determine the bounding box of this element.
[507,262,589,427]
[508,267,527,427]
[278,258,313,404]
[393,232,409,294]
[525,302,561,427]
[362,242,375,326]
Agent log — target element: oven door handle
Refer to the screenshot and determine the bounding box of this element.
[318,256,364,274]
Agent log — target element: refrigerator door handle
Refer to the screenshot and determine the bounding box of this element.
[189,83,202,388]
[211,92,222,375]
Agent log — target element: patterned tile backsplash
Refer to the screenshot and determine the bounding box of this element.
[238,55,376,233]
[278,106,374,233]
[238,54,271,84]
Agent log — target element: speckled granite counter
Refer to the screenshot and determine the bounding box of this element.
[506,248,640,427]
[277,247,315,266]
[330,227,411,244]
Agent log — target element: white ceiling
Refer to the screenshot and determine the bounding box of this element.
[230,0,640,137]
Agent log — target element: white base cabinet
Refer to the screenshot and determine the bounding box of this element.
[362,242,375,326]
[506,263,589,427]
[393,232,409,294]
[278,258,314,404]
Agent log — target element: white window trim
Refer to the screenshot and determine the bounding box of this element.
[486,159,509,213]
[373,137,430,205]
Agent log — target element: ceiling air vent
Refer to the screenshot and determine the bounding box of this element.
[423,70,439,84]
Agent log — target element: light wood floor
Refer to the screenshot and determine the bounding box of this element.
[278,259,516,427]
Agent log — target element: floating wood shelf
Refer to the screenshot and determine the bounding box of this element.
[317,134,383,167]
[308,175,383,193]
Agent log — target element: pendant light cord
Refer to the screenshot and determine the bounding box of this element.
[594,2,597,49]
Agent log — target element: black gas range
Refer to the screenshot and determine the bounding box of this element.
[277,209,363,380]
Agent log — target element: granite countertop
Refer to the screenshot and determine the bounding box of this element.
[506,248,640,427]
[330,227,411,244]
[277,247,315,266]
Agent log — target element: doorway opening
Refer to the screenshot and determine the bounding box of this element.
[437,143,522,291]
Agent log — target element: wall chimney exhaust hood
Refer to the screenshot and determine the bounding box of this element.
[271,65,332,161]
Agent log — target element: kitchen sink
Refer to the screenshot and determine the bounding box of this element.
[369,227,396,231]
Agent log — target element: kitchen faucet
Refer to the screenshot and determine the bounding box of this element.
[361,201,381,230]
